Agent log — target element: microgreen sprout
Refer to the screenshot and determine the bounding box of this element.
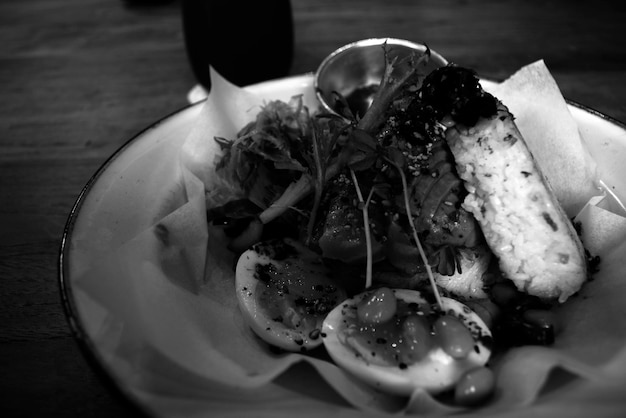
[349,169,377,289]
[385,155,444,310]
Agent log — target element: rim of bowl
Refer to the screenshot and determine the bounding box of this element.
[313,37,448,115]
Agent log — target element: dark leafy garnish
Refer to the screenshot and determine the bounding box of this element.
[420,64,498,126]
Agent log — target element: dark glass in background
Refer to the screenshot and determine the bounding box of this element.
[181,0,294,91]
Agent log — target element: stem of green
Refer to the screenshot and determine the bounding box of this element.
[305,126,325,245]
[392,161,443,309]
[349,169,374,289]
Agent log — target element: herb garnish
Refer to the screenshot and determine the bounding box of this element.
[211,43,446,307]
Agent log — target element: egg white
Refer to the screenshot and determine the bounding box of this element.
[235,238,347,352]
[322,288,492,396]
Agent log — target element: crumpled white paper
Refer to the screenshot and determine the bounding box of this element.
[483,60,600,217]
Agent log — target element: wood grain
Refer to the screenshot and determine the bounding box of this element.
[1,0,625,416]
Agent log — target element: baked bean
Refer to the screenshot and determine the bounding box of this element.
[400,314,432,362]
[433,314,474,358]
[454,366,495,406]
[357,287,397,324]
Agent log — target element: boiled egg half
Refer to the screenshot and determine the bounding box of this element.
[235,237,347,351]
[322,287,493,395]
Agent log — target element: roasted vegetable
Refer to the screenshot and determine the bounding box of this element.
[313,173,386,264]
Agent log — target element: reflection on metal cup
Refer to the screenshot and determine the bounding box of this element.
[314,38,448,117]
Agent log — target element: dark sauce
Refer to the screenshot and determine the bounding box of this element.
[340,84,379,118]
[487,279,557,347]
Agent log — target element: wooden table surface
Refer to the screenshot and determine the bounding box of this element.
[1,0,625,416]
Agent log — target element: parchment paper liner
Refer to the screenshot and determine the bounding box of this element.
[74,61,626,416]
